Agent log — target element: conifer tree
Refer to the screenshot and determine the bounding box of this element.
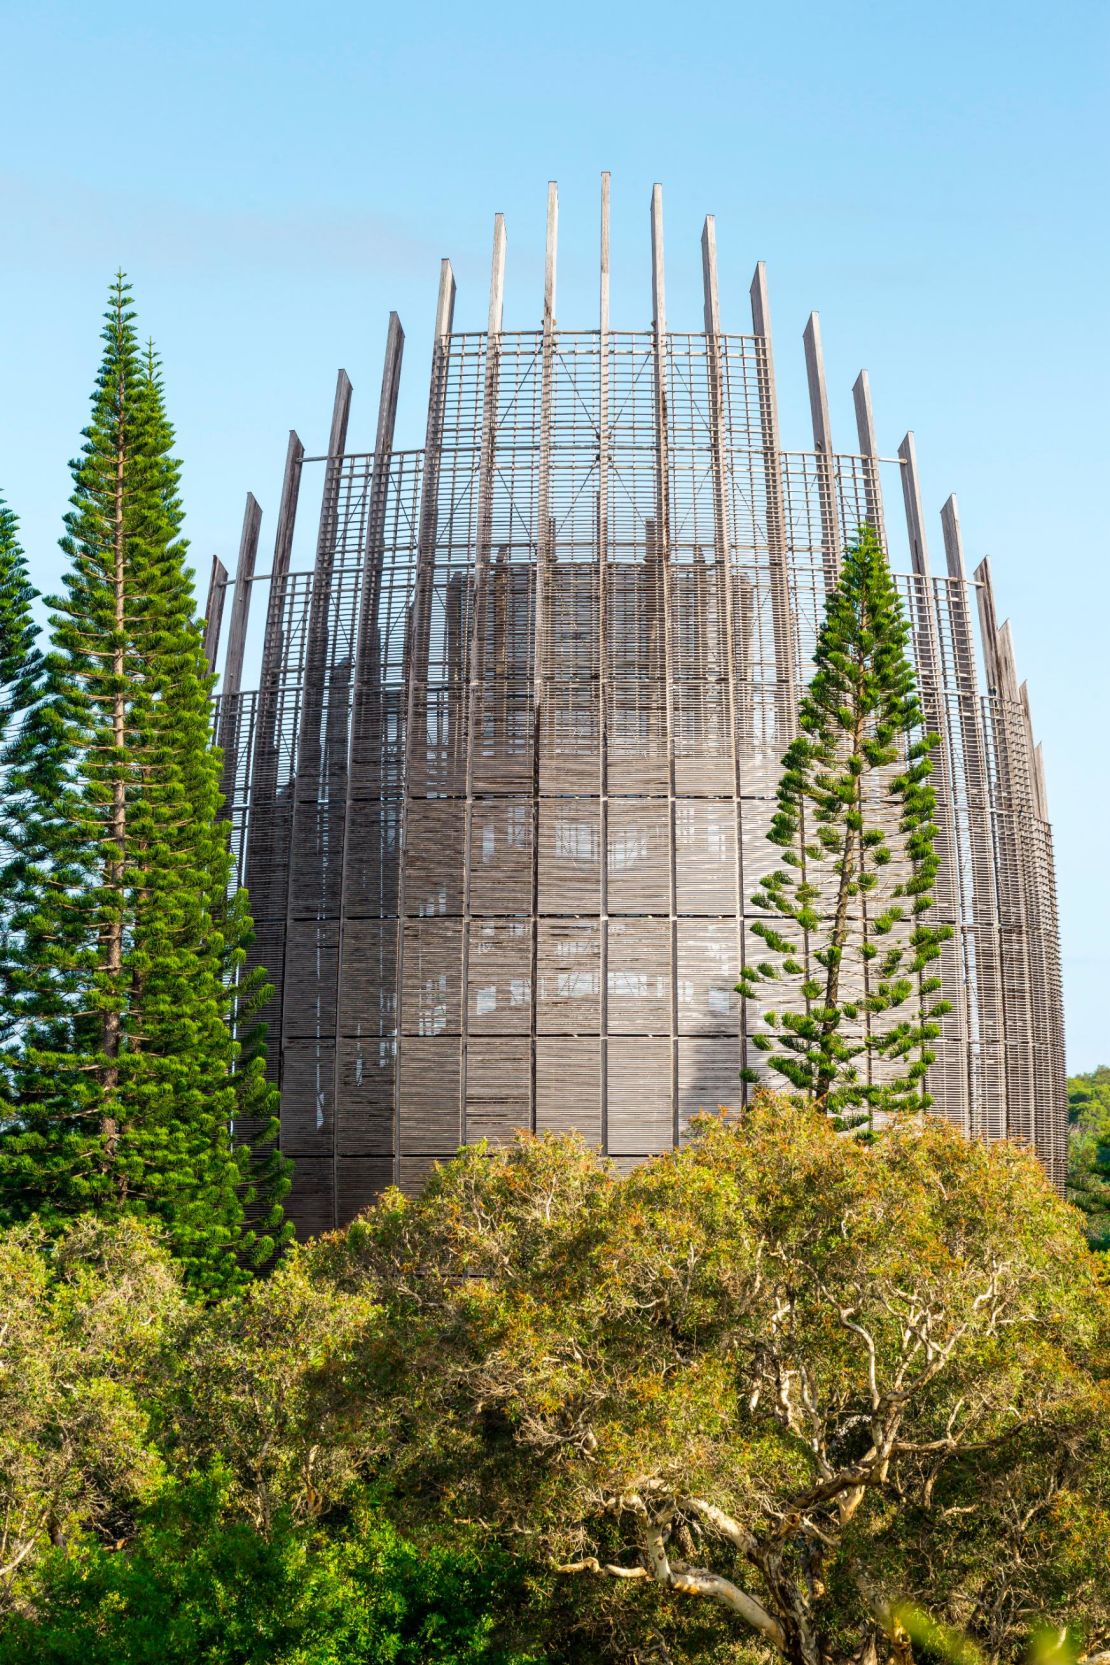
[0,499,42,1064]
[0,499,39,754]
[737,526,952,1125]
[0,278,290,1293]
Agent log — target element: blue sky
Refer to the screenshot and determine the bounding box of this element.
[2,0,1106,1067]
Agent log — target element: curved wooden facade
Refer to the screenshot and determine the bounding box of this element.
[209,179,1067,1235]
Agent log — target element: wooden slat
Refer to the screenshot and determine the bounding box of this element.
[203,556,227,674]
[803,310,841,587]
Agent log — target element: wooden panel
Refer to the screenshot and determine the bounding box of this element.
[283,919,338,1040]
[336,1036,395,1156]
[536,1037,601,1142]
[286,1158,334,1240]
[675,800,736,915]
[338,918,398,1036]
[739,802,781,905]
[465,1037,530,1146]
[607,1036,672,1155]
[401,918,463,1035]
[467,920,532,1033]
[607,798,670,914]
[407,684,468,795]
[536,920,600,1033]
[336,1158,394,1226]
[287,799,345,918]
[281,1038,335,1154]
[246,801,296,918]
[673,678,733,797]
[403,798,465,916]
[398,1154,440,1197]
[469,797,533,915]
[344,799,402,919]
[676,919,739,1034]
[540,681,601,795]
[606,918,671,1032]
[397,1037,462,1154]
[472,685,534,793]
[678,1037,740,1132]
[538,799,601,914]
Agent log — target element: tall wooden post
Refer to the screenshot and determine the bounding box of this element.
[597,171,611,1149]
[897,432,966,1123]
[701,214,748,1096]
[531,182,559,1139]
[395,258,456,1182]
[649,183,680,1142]
[459,216,507,1144]
[852,369,885,542]
[941,494,1004,1139]
[750,263,795,740]
[803,311,840,591]
[332,314,405,1207]
[203,556,228,675]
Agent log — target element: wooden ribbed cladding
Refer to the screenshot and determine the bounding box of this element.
[210,183,1067,1231]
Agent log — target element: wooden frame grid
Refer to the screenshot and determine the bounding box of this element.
[209,182,1068,1229]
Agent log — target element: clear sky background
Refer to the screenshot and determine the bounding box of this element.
[2,0,1106,1068]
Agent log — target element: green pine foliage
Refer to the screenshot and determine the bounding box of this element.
[0,276,290,1294]
[737,525,952,1125]
[1067,1066,1110,1250]
[0,498,39,755]
[0,500,42,1084]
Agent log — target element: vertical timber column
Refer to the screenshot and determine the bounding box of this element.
[204,556,228,675]
[531,183,558,1139]
[991,613,1042,1156]
[750,264,796,743]
[898,432,968,1125]
[852,370,886,545]
[701,215,747,1097]
[222,494,263,703]
[217,493,263,797]
[940,495,1004,1139]
[333,313,404,1220]
[284,371,352,1232]
[1020,682,1066,1185]
[597,172,611,1149]
[1013,669,1065,1181]
[396,260,456,1186]
[246,429,305,1072]
[650,184,680,1143]
[802,311,841,593]
[460,216,507,1143]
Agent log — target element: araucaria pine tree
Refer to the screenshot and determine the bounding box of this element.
[0,499,39,759]
[0,277,290,1293]
[0,498,41,1043]
[737,525,952,1124]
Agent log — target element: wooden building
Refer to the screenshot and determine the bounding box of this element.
[207,179,1067,1235]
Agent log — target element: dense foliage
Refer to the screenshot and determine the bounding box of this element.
[2,1106,1106,1665]
[0,498,40,1058]
[1068,1066,1110,1249]
[737,526,951,1125]
[0,1214,533,1664]
[0,1491,536,1665]
[0,498,38,760]
[0,279,288,1293]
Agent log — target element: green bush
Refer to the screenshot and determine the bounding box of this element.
[0,1476,538,1665]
